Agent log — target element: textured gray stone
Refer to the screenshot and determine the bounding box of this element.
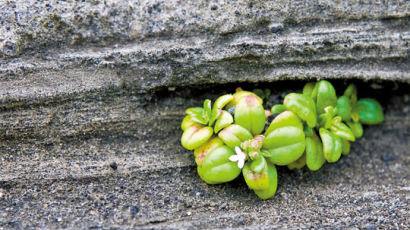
[1,0,409,104]
[0,0,409,229]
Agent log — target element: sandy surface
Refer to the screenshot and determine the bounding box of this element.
[0,81,409,229]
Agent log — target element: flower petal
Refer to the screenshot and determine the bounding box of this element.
[229,155,239,162]
[235,146,242,154]
[240,152,247,160]
[238,159,245,169]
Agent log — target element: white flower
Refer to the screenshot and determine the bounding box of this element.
[229,146,247,169]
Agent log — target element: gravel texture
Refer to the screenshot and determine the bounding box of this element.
[0,81,409,229]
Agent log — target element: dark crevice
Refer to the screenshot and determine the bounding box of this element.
[0,79,408,142]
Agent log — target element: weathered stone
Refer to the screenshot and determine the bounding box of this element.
[0,1,409,104]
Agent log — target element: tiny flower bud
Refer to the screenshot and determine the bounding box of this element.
[252,152,259,158]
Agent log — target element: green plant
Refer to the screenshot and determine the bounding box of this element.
[180,81,384,199]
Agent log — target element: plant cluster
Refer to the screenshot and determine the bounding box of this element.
[180,81,384,199]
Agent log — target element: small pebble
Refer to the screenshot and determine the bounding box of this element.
[237,217,244,225]
[380,155,395,162]
[268,23,284,33]
[110,162,118,170]
[228,106,235,115]
[219,203,227,210]
[130,206,139,217]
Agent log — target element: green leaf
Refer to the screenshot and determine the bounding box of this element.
[341,139,351,156]
[197,166,214,184]
[243,159,269,190]
[316,80,337,115]
[210,94,233,125]
[265,111,303,137]
[226,90,263,109]
[337,96,352,122]
[283,93,317,128]
[330,119,355,142]
[200,146,242,184]
[318,113,331,129]
[250,155,267,173]
[305,133,326,171]
[287,154,306,170]
[264,89,271,100]
[319,128,342,163]
[186,107,208,125]
[347,121,363,138]
[262,126,306,165]
[181,115,196,131]
[252,89,265,99]
[311,82,319,100]
[218,124,253,149]
[186,107,203,115]
[271,104,287,114]
[194,137,224,166]
[303,82,316,97]
[325,106,338,117]
[343,83,357,105]
[181,125,213,150]
[234,94,266,136]
[303,125,314,137]
[355,98,384,125]
[214,110,233,133]
[253,163,278,200]
[203,99,212,122]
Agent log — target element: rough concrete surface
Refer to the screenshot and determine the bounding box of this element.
[0,0,409,229]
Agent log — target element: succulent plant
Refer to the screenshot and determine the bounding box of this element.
[181,81,384,199]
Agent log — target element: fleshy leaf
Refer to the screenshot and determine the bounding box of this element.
[218,124,253,149]
[347,121,363,138]
[316,80,337,115]
[249,155,267,173]
[197,167,214,184]
[234,94,266,136]
[181,116,196,131]
[186,107,208,125]
[283,93,317,128]
[210,94,233,125]
[200,146,242,184]
[253,163,278,200]
[287,154,306,170]
[243,159,269,190]
[262,126,306,165]
[305,133,326,171]
[355,98,384,125]
[303,82,316,97]
[271,104,287,114]
[330,118,355,141]
[319,128,342,163]
[226,91,263,109]
[194,137,224,166]
[343,83,357,105]
[203,99,212,123]
[337,95,352,122]
[181,125,213,150]
[214,110,234,133]
[341,139,351,156]
[265,110,303,136]
[253,89,265,100]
